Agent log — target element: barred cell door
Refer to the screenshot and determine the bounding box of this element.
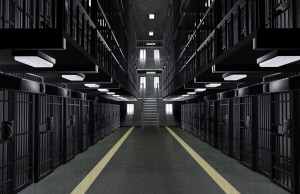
[257,94,272,177]
[232,98,240,160]
[35,95,63,182]
[192,104,199,137]
[220,99,231,156]
[92,102,101,144]
[100,103,106,139]
[240,96,255,169]
[270,92,293,192]
[199,102,206,141]
[216,100,223,150]
[64,98,81,163]
[14,92,34,192]
[209,101,217,147]
[81,100,91,152]
[0,90,14,194]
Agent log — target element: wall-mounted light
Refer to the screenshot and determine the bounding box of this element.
[206,83,221,88]
[84,83,99,88]
[107,92,115,95]
[98,88,109,92]
[13,50,55,68]
[149,14,155,19]
[223,73,247,81]
[195,88,206,92]
[258,50,300,67]
[187,92,196,95]
[149,31,154,36]
[62,73,85,81]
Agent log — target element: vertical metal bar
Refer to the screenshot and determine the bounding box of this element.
[33,94,39,182]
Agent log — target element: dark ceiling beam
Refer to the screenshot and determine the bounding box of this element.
[0,64,99,74]
[212,64,300,73]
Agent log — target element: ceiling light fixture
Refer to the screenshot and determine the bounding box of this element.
[146,72,156,74]
[13,51,55,68]
[107,92,115,95]
[206,83,221,88]
[182,94,189,97]
[149,14,155,19]
[98,89,109,92]
[84,83,99,88]
[113,95,120,97]
[62,73,85,81]
[195,88,207,92]
[257,50,300,67]
[187,92,196,95]
[146,43,156,46]
[223,73,247,81]
[149,31,154,36]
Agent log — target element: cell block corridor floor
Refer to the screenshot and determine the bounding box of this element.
[20,127,288,194]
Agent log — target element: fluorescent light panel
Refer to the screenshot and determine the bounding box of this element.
[195,88,206,92]
[182,94,189,97]
[206,83,221,88]
[187,92,196,95]
[146,43,156,46]
[224,74,247,81]
[62,74,85,81]
[84,83,99,88]
[113,95,120,97]
[149,14,155,19]
[259,56,300,67]
[149,31,154,36]
[98,89,109,92]
[14,56,54,68]
[146,72,156,74]
[107,92,115,95]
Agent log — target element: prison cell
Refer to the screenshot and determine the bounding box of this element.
[100,103,107,139]
[35,95,63,182]
[199,102,206,141]
[217,99,232,156]
[92,101,102,144]
[239,96,255,169]
[14,92,34,192]
[192,103,200,137]
[271,92,293,191]
[232,98,241,160]
[81,100,91,152]
[257,94,272,177]
[64,98,81,163]
[0,90,14,194]
[208,100,217,148]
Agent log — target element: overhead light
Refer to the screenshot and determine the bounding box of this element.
[62,73,85,81]
[84,83,99,88]
[187,92,196,95]
[107,92,115,95]
[146,72,156,74]
[13,51,55,68]
[113,95,120,97]
[206,83,221,88]
[195,88,206,92]
[182,95,189,97]
[149,31,154,36]
[98,89,109,92]
[149,14,155,19]
[258,50,300,67]
[223,73,247,81]
[146,43,156,46]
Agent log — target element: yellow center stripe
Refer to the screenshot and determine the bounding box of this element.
[71,126,135,194]
[165,126,240,194]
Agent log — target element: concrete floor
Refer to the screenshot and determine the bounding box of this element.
[20,127,288,194]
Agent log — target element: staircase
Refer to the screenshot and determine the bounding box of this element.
[142,98,159,130]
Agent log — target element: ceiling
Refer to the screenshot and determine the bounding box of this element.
[131,0,170,40]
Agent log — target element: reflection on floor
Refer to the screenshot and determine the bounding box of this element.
[20,127,288,194]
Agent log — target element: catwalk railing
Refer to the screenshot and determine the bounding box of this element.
[162,0,298,98]
[0,0,138,97]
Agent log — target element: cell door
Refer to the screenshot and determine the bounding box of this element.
[35,95,63,182]
[14,92,34,192]
[0,90,14,194]
[81,100,91,152]
[192,104,199,137]
[64,98,80,163]
[209,101,217,147]
[92,102,101,144]
[199,102,206,141]
[271,92,293,191]
[257,94,272,177]
[219,99,231,155]
[240,96,254,169]
[216,100,223,150]
[232,98,240,160]
[100,103,106,139]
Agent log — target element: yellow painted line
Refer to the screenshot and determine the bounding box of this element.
[71,126,135,194]
[165,126,240,194]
